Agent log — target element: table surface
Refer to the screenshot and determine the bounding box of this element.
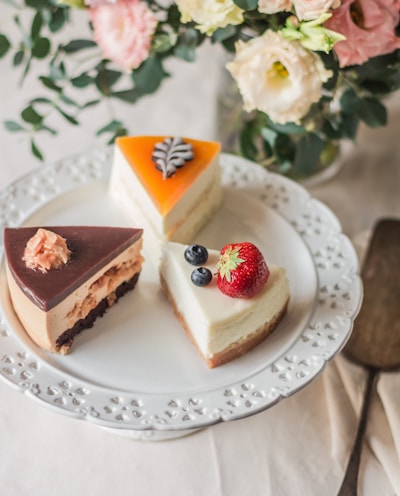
[0,12,400,496]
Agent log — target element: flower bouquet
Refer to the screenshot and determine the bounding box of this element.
[0,0,399,179]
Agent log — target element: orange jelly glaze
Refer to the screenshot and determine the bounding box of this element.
[116,136,221,215]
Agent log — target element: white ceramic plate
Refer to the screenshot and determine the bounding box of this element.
[0,149,362,434]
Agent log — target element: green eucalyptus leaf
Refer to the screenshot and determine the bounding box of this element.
[71,74,93,88]
[50,61,66,80]
[174,43,196,62]
[4,120,26,132]
[356,97,387,127]
[0,34,11,57]
[49,8,68,33]
[292,133,324,176]
[21,105,42,124]
[152,32,178,53]
[221,36,238,53]
[321,118,344,140]
[81,99,100,109]
[32,37,50,58]
[31,138,44,161]
[38,123,57,135]
[357,65,400,93]
[233,0,257,10]
[30,97,53,105]
[13,50,24,66]
[340,88,359,111]
[340,89,387,127]
[174,28,201,62]
[25,0,52,8]
[111,89,141,103]
[55,106,79,125]
[212,25,237,43]
[31,11,43,41]
[107,127,128,145]
[60,94,79,107]
[95,68,122,95]
[62,39,97,53]
[20,57,32,84]
[341,113,359,139]
[268,119,305,135]
[167,4,181,30]
[131,57,168,94]
[260,127,278,145]
[359,80,392,95]
[239,126,258,161]
[39,76,62,92]
[274,134,295,163]
[96,120,123,136]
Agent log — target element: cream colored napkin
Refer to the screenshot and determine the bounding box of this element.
[200,355,400,496]
[335,356,400,495]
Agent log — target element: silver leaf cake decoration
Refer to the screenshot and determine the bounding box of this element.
[152,137,194,179]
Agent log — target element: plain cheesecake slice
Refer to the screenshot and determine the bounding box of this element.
[160,241,290,368]
[4,226,143,354]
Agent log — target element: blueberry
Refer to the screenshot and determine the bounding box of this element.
[184,244,208,266]
[191,267,212,287]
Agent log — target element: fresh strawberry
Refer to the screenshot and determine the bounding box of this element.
[216,242,270,298]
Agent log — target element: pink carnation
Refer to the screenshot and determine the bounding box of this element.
[90,0,158,72]
[325,0,400,67]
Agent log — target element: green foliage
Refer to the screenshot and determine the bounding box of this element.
[233,0,258,10]
[0,34,11,57]
[0,0,398,169]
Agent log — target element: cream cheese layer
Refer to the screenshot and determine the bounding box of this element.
[160,242,290,358]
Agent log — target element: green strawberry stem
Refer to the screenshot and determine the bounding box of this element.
[216,246,245,282]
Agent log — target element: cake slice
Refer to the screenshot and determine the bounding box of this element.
[109,136,222,261]
[4,226,143,354]
[160,241,290,368]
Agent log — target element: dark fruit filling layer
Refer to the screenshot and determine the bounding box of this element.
[55,272,140,351]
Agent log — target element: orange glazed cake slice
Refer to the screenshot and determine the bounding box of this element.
[110,136,222,260]
[4,226,143,354]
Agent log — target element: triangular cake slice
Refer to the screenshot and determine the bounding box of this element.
[110,136,222,262]
[160,242,290,368]
[4,226,143,354]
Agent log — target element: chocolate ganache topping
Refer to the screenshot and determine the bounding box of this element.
[4,226,143,311]
[152,137,194,179]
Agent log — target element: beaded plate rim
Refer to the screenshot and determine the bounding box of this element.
[0,149,362,432]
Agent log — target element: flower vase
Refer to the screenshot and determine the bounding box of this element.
[216,68,347,186]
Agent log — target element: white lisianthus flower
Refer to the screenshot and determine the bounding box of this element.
[175,0,243,35]
[257,0,292,14]
[226,30,332,124]
[293,0,340,20]
[258,0,340,20]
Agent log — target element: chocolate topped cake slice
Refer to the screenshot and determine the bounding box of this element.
[4,226,143,354]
